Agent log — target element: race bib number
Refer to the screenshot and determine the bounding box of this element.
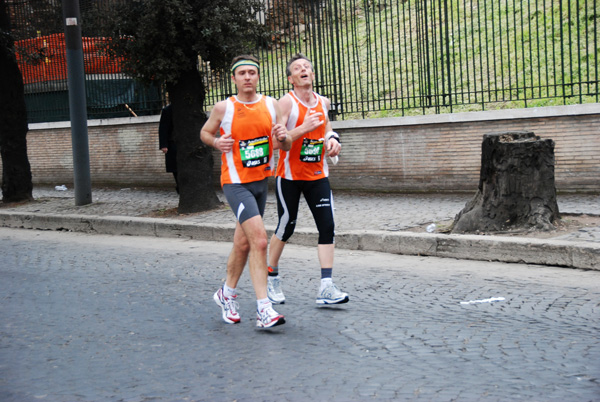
[239,136,270,167]
[300,138,323,163]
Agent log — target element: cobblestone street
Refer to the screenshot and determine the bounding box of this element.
[1,228,598,401]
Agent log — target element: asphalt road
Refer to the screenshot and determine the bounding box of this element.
[1,228,599,402]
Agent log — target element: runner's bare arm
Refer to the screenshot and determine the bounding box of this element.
[322,97,341,157]
[272,99,292,151]
[200,101,233,152]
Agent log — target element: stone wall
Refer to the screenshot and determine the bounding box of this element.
[7,104,600,193]
[18,115,167,188]
[329,104,600,192]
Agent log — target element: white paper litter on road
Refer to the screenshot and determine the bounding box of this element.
[460,297,506,305]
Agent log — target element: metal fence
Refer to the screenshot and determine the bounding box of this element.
[9,0,599,123]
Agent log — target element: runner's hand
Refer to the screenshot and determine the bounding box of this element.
[272,123,287,142]
[327,137,341,157]
[302,108,324,133]
[216,133,234,153]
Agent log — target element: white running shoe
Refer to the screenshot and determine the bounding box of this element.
[316,281,349,305]
[267,276,286,304]
[213,287,240,324]
[256,304,286,328]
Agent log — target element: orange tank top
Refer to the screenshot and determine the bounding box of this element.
[219,95,276,186]
[275,91,329,181]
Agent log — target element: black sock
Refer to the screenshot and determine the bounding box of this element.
[321,267,332,279]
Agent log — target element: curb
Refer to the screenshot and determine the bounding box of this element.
[1,211,598,271]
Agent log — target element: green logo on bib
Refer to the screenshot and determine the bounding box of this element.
[300,138,323,163]
[240,136,270,167]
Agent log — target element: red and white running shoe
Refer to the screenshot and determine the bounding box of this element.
[256,304,285,328]
[213,287,240,324]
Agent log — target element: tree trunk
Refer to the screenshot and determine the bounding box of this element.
[167,69,220,214]
[0,2,33,203]
[451,131,559,234]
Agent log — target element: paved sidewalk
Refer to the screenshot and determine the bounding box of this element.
[0,185,599,269]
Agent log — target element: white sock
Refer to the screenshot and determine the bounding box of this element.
[223,284,236,298]
[257,298,271,311]
[320,277,333,291]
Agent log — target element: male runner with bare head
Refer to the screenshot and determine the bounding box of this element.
[267,53,349,306]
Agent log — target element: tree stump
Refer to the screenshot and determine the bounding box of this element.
[451,131,560,234]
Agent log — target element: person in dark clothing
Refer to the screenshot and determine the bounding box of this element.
[158,104,178,193]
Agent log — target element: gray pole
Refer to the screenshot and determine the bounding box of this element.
[63,0,92,206]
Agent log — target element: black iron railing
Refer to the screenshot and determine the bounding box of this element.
[9,0,599,123]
